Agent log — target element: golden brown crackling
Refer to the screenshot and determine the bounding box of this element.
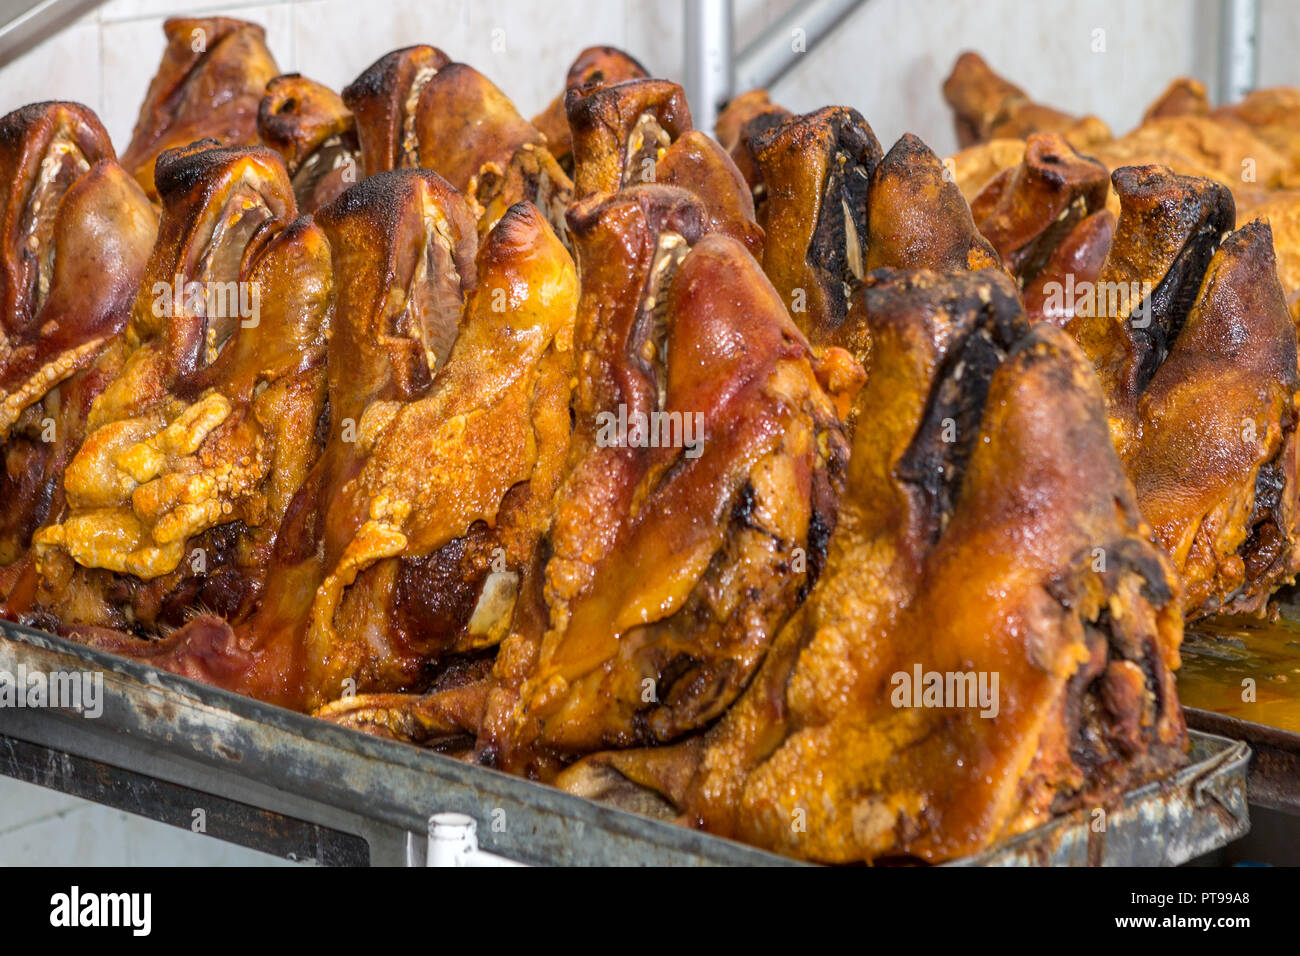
[35,186,331,596]
[85,143,297,429]
[112,192,554,712]
[1097,115,1289,193]
[971,131,1110,278]
[1142,77,1210,123]
[566,78,693,198]
[558,274,1186,863]
[300,202,577,706]
[531,46,648,167]
[473,188,850,773]
[342,44,452,177]
[1212,86,1300,182]
[258,73,355,174]
[121,17,279,199]
[866,132,1001,273]
[752,106,881,349]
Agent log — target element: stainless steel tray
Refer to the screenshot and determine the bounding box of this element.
[0,619,1250,866]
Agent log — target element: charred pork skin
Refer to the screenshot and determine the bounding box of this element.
[258,74,360,214]
[299,198,575,711]
[558,269,1187,864]
[0,103,157,578]
[714,89,793,196]
[750,107,880,362]
[31,143,329,636]
[565,78,761,256]
[336,186,854,769]
[532,46,649,174]
[344,49,572,240]
[64,173,575,715]
[121,17,280,200]
[1065,165,1300,618]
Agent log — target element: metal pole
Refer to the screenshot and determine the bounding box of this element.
[683,0,733,137]
[733,0,867,94]
[0,0,106,70]
[1217,0,1259,104]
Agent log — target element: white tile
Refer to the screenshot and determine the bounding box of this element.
[0,776,299,866]
[0,20,102,123]
[624,0,681,80]
[99,5,293,154]
[291,0,468,96]
[1260,0,1300,90]
[463,0,627,117]
[99,0,293,23]
[116,810,300,866]
[0,776,89,830]
[0,799,131,866]
[767,0,1200,157]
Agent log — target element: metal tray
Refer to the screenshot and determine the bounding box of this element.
[1185,708,1300,815]
[1179,613,1300,814]
[0,619,1250,866]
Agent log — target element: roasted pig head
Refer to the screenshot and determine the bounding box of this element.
[565,78,760,254]
[971,132,1110,279]
[751,107,880,361]
[303,198,576,712]
[865,133,1001,275]
[532,46,649,174]
[559,269,1187,863]
[0,103,157,573]
[411,61,570,238]
[969,132,1115,324]
[258,74,360,213]
[42,167,482,707]
[448,185,853,776]
[120,17,280,199]
[32,143,331,635]
[1129,224,1300,618]
[714,89,792,194]
[942,51,1111,150]
[1067,165,1300,618]
[344,49,571,239]
[343,45,451,177]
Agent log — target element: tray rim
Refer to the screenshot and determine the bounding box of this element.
[0,617,1252,866]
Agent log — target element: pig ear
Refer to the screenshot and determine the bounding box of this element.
[556,739,708,821]
[121,17,281,200]
[1130,219,1300,617]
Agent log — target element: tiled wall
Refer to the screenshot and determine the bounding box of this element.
[4,0,1300,159]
